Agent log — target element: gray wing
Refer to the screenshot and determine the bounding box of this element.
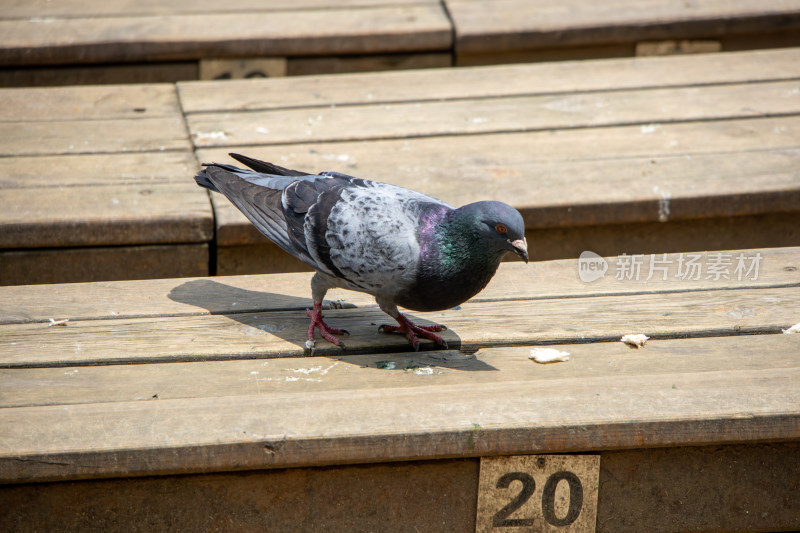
[195,158,452,293]
[322,181,452,297]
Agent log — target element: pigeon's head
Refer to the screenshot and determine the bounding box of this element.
[460,201,528,263]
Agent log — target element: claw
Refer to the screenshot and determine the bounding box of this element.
[378,313,448,349]
[306,302,347,348]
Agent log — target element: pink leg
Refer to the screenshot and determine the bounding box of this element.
[378,313,448,351]
[305,301,348,349]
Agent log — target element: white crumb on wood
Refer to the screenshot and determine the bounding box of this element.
[621,334,649,348]
[783,322,800,334]
[193,130,228,143]
[48,318,69,327]
[529,348,571,364]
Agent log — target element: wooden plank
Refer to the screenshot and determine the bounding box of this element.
[217,242,314,276]
[2,246,797,324]
[1,0,439,19]
[2,334,797,409]
[0,152,198,189]
[0,244,209,286]
[0,5,452,67]
[0,444,797,533]
[0,284,797,366]
[0,183,212,249]
[0,62,199,88]
[0,117,191,156]
[523,211,800,263]
[217,211,800,273]
[186,80,800,147]
[178,47,800,113]
[286,52,451,76]
[196,116,800,244]
[0,83,180,122]
[456,44,636,67]
[447,0,800,55]
[0,348,797,482]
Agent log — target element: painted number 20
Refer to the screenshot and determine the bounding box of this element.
[492,471,583,528]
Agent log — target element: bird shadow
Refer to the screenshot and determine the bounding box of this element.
[167,279,490,370]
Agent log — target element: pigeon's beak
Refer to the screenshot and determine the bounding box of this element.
[509,238,529,263]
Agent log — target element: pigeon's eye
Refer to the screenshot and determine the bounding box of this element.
[495,224,508,234]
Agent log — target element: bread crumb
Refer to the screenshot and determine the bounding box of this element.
[529,348,570,364]
[621,334,649,348]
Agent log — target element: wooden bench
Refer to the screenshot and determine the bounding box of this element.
[0,0,452,87]
[446,0,800,65]
[3,47,799,285]
[179,47,800,275]
[4,0,800,86]
[0,83,212,285]
[1,246,798,531]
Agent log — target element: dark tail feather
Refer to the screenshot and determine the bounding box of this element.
[229,153,309,177]
[194,168,220,193]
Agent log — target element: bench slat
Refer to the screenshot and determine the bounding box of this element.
[0,5,452,66]
[1,247,797,324]
[448,0,800,55]
[0,284,796,367]
[186,80,800,147]
[178,48,800,113]
[0,334,797,483]
[2,335,798,409]
[196,115,800,245]
[1,0,438,19]
[0,83,180,122]
[0,183,212,249]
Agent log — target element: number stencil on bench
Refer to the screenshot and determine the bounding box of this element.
[477,454,600,532]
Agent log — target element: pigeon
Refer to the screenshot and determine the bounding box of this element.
[195,153,528,350]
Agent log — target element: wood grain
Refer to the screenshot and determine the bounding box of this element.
[178,47,800,113]
[0,244,209,286]
[1,0,439,19]
[3,335,798,408]
[0,117,191,156]
[0,284,796,366]
[0,5,452,66]
[0,444,797,533]
[0,183,212,248]
[2,247,797,324]
[196,116,800,243]
[447,0,800,54]
[0,83,180,122]
[0,152,198,189]
[0,339,797,482]
[186,80,800,147]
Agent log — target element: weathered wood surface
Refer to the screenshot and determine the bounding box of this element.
[178,47,800,112]
[0,335,797,483]
[0,246,797,366]
[0,3,452,67]
[186,80,800,146]
[0,244,209,286]
[6,444,800,533]
[3,247,798,324]
[446,0,800,57]
[197,123,800,234]
[185,48,800,271]
[0,248,797,533]
[0,83,212,283]
[1,444,798,533]
[2,284,797,367]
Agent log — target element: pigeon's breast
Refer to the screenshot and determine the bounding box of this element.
[323,185,422,296]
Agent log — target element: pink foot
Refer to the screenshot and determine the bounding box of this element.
[306,301,348,349]
[378,313,448,351]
